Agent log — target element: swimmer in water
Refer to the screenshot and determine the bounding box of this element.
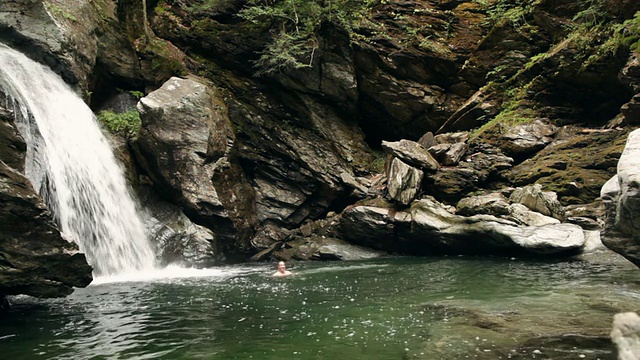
[272,261,293,277]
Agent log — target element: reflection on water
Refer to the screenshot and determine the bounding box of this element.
[2,257,639,359]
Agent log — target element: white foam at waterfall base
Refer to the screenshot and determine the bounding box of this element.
[0,43,156,276]
[90,265,261,285]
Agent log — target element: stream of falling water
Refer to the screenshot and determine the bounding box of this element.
[0,43,156,276]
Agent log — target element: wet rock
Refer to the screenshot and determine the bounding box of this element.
[0,162,93,297]
[495,223,584,254]
[250,224,291,251]
[0,102,92,297]
[0,107,26,172]
[140,187,221,268]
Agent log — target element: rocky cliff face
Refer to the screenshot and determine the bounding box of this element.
[1,0,640,277]
[0,104,93,301]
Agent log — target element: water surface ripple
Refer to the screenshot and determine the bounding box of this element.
[2,257,639,359]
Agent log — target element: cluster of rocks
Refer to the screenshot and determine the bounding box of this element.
[255,124,607,261]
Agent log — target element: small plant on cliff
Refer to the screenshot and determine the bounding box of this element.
[97,110,142,139]
[591,11,640,60]
[238,0,378,75]
[44,1,77,22]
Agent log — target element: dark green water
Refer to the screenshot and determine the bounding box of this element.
[2,256,639,359]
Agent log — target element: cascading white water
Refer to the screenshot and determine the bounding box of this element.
[0,43,156,276]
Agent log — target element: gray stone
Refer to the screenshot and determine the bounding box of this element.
[456,192,510,217]
[140,188,221,268]
[434,131,469,144]
[417,132,435,148]
[332,197,584,256]
[506,203,560,227]
[428,142,468,166]
[382,139,440,171]
[136,77,225,210]
[135,77,257,252]
[500,119,557,158]
[509,184,565,220]
[386,158,424,205]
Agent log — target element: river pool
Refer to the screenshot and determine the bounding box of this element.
[2,256,639,359]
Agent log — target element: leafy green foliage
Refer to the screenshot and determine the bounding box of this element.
[237,0,378,75]
[129,90,145,99]
[596,11,640,57]
[97,110,142,139]
[563,1,640,68]
[479,0,542,37]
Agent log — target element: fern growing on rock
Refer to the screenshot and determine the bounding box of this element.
[238,0,378,75]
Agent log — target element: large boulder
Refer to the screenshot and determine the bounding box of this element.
[382,139,440,171]
[499,119,557,160]
[134,76,257,255]
[386,158,423,205]
[425,145,513,204]
[509,184,565,220]
[331,197,584,256]
[456,192,510,217]
[601,129,640,267]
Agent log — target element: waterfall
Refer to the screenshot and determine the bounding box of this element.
[0,43,156,276]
